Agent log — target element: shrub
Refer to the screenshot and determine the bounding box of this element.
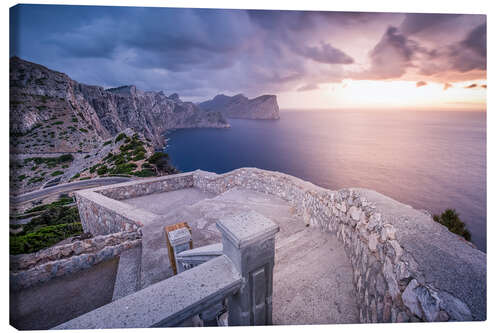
[115,133,127,143]
[10,222,83,255]
[58,154,74,163]
[97,165,108,175]
[89,164,101,173]
[433,209,471,241]
[24,197,74,214]
[28,177,44,184]
[103,140,112,146]
[110,163,137,174]
[79,128,88,133]
[112,155,126,165]
[132,152,145,161]
[71,173,80,179]
[133,169,156,177]
[51,170,64,177]
[148,152,176,174]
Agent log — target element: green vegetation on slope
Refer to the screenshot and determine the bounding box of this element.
[24,154,73,168]
[23,196,74,214]
[148,152,176,174]
[10,197,83,255]
[84,132,176,178]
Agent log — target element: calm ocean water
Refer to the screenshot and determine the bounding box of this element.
[165,110,486,252]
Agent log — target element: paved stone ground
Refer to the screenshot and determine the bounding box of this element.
[10,257,119,330]
[112,245,142,301]
[123,188,216,288]
[122,187,359,325]
[123,188,215,216]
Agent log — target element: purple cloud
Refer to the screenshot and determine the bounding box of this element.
[297,83,320,92]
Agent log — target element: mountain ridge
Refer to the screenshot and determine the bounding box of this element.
[199,93,280,120]
[10,56,229,152]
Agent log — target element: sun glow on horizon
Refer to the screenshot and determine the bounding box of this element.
[279,79,486,111]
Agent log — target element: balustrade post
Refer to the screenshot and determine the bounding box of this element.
[216,210,279,326]
[167,227,192,274]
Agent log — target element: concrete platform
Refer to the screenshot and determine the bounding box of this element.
[120,187,359,325]
[122,187,216,216]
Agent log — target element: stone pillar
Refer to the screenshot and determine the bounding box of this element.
[167,227,192,274]
[216,210,279,326]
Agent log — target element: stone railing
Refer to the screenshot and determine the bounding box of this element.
[75,173,195,235]
[73,167,486,323]
[54,210,279,329]
[192,168,486,322]
[10,230,141,290]
[176,243,223,272]
[95,172,194,200]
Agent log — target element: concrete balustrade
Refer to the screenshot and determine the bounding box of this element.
[53,210,279,328]
[167,227,192,274]
[63,167,485,324]
[217,210,279,326]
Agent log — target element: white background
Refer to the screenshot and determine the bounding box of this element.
[1,1,497,332]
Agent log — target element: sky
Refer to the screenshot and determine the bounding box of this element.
[10,5,486,110]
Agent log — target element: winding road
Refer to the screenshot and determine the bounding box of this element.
[10,177,132,204]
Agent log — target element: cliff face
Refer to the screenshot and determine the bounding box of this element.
[10,57,229,152]
[199,93,280,120]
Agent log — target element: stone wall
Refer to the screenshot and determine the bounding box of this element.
[192,168,486,322]
[10,231,141,290]
[95,172,194,200]
[75,173,194,235]
[76,190,147,235]
[70,167,486,322]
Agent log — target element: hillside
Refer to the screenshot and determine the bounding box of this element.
[9,57,229,195]
[10,56,229,152]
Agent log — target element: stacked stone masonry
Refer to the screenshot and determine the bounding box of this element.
[191,168,486,323]
[10,230,141,290]
[15,168,485,323]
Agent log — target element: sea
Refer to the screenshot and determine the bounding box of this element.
[165,110,487,252]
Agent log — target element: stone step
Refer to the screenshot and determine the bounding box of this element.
[272,229,360,325]
[112,245,142,301]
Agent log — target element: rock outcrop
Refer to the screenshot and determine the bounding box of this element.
[199,93,280,120]
[10,56,229,152]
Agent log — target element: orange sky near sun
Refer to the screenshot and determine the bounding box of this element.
[279,79,486,111]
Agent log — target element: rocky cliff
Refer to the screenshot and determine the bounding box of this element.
[199,93,280,120]
[10,56,229,152]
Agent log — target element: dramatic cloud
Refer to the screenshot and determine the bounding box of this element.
[448,23,486,72]
[354,14,486,83]
[400,13,463,35]
[352,26,418,79]
[10,5,486,101]
[297,83,320,92]
[416,81,427,87]
[293,42,354,65]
